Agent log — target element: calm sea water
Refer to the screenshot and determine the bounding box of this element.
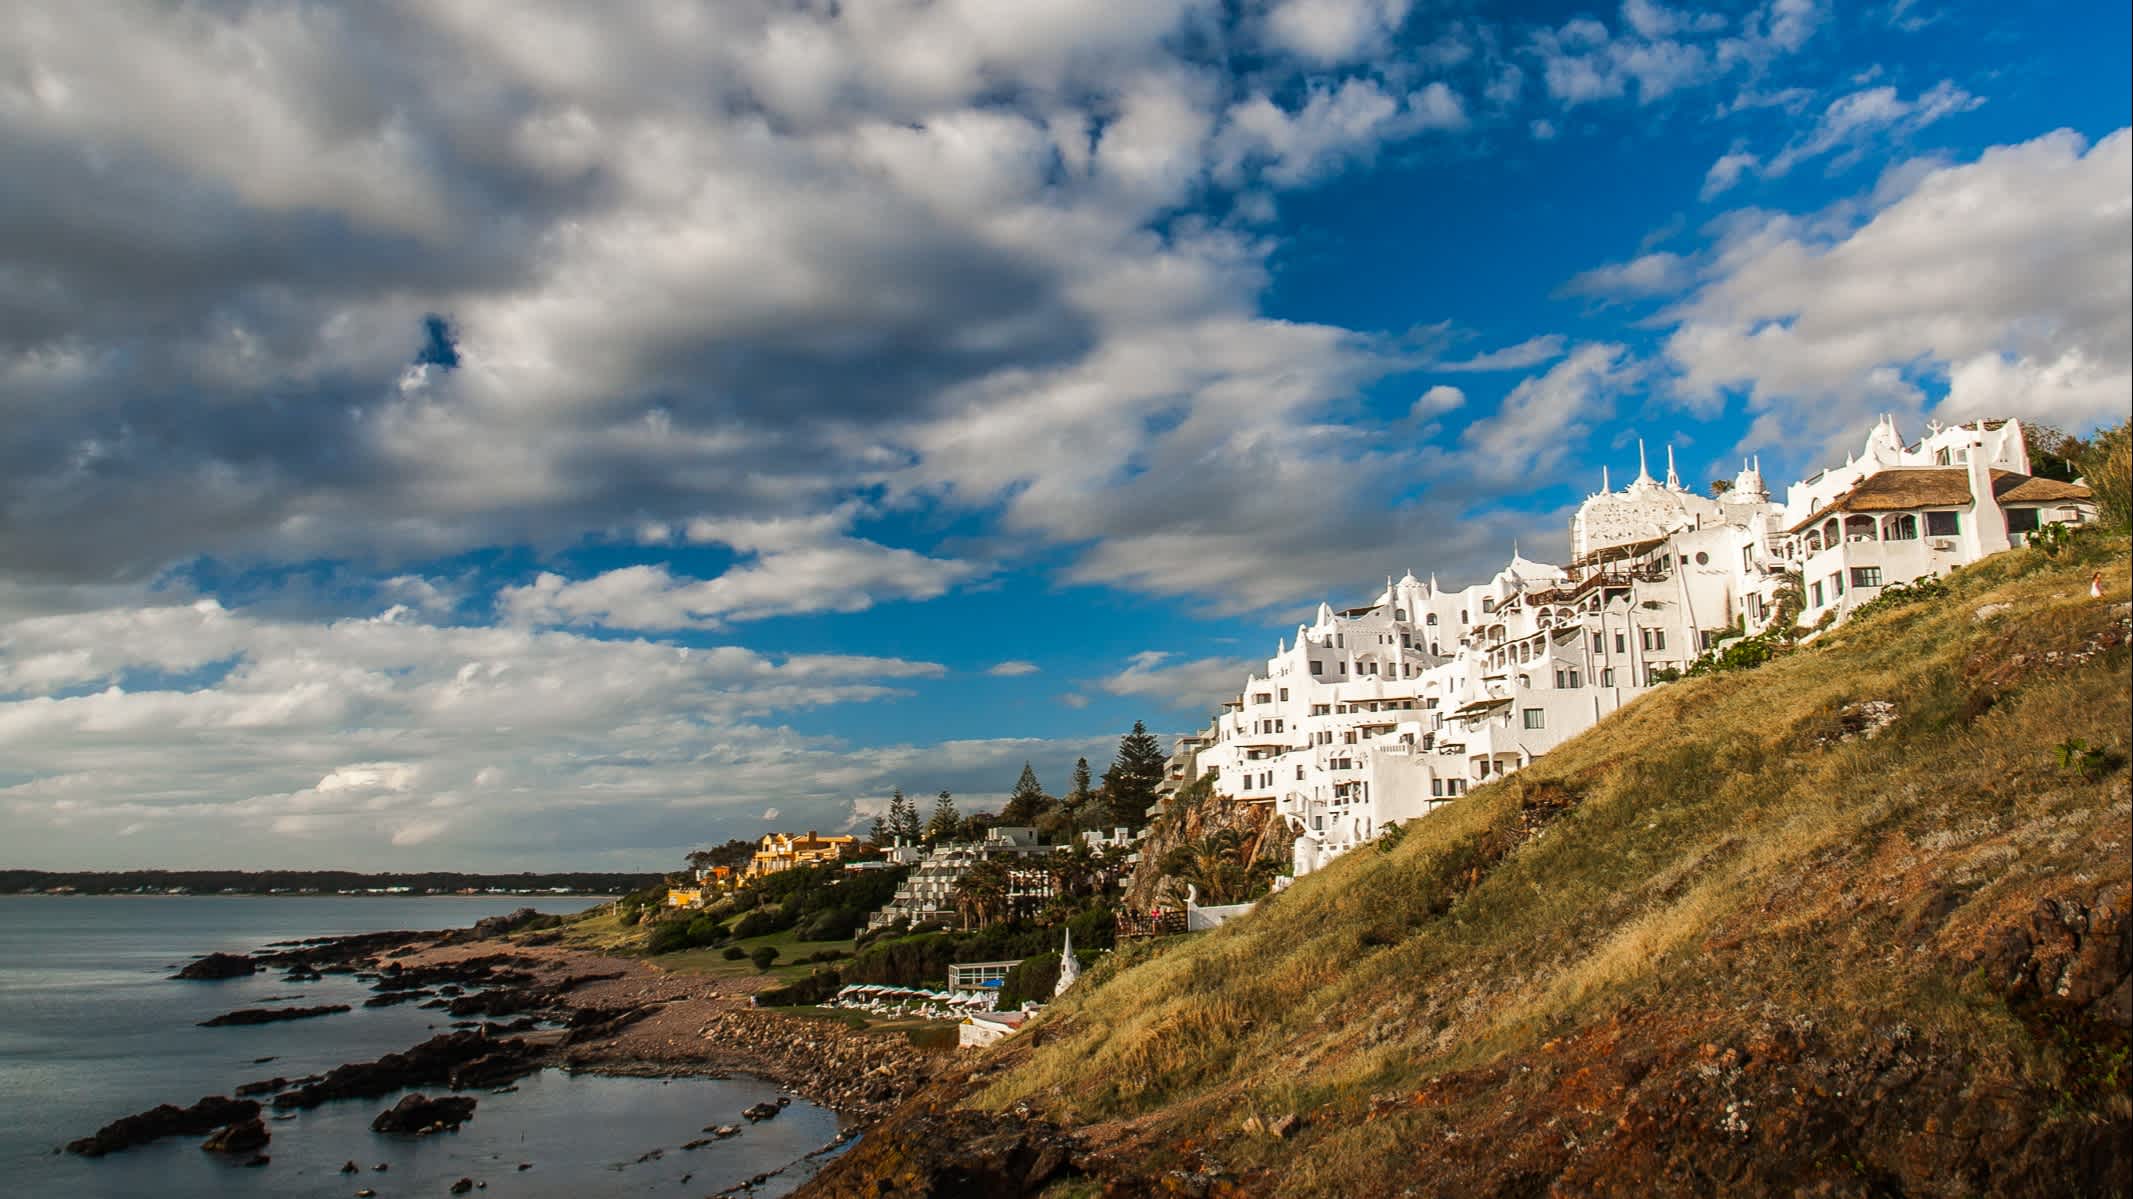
[0,895,845,1198]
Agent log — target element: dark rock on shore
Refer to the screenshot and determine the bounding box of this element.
[370,1093,478,1134]
[201,1117,269,1154]
[470,907,544,938]
[364,990,432,1007]
[274,1032,540,1111]
[560,1004,657,1045]
[67,1095,261,1157]
[200,1004,352,1027]
[798,1107,1083,1198]
[173,952,256,980]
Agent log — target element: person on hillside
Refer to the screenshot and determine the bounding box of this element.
[2092,571,2105,599]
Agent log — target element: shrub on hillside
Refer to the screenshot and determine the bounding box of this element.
[750,945,781,971]
[2074,420,2130,531]
[721,946,748,961]
[732,909,784,939]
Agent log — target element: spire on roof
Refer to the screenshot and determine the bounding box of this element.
[1665,444,1681,490]
[1634,440,1655,487]
[1602,463,1611,493]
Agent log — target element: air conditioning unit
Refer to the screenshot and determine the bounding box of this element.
[1928,537,1957,551]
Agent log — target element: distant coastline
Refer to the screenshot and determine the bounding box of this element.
[0,868,659,898]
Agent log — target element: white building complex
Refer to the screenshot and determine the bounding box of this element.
[1171,417,2094,878]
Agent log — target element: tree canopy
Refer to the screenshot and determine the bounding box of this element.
[1101,720,1166,829]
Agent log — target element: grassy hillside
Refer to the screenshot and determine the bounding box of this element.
[813,540,2131,1197]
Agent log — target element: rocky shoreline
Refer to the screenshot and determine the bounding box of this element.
[68,910,953,1177]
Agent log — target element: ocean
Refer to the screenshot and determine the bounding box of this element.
[0,895,844,1198]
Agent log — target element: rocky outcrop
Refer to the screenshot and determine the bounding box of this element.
[66,1095,260,1156]
[800,1107,1083,1198]
[370,1093,478,1134]
[199,1004,351,1027]
[172,952,256,980]
[200,1117,269,1154]
[274,1032,539,1111]
[581,1009,948,1123]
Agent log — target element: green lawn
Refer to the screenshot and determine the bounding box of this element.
[652,925,855,979]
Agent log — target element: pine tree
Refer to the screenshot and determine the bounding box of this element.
[1101,720,1165,829]
[887,787,921,844]
[924,790,960,844]
[1001,762,1049,825]
[868,813,888,846]
[1067,757,1093,812]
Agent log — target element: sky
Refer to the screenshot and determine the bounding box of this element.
[1,0,2127,871]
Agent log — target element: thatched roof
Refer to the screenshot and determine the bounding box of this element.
[1789,469,2092,533]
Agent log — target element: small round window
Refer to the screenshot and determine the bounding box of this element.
[1694,552,1709,565]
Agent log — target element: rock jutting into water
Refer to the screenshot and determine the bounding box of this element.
[370,1093,479,1134]
[198,1004,352,1027]
[66,1095,262,1157]
[273,1031,540,1110]
[171,952,257,980]
[200,1117,270,1154]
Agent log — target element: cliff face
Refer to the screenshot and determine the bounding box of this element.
[801,542,2132,1199]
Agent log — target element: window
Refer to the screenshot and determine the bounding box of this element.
[1522,708,1545,730]
[1555,669,1566,688]
[1482,598,1497,613]
[1885,513,1918,541]
[1311,660,1323,674]
[1831,572,1844,597]
[1811,580,1825,607]
[2005,507,2040,536]
[1278,688,1288,701]
[1568,669,1581,688]
[1926,510,1961,537]
[1694,551,1709,565]
[1934,447,1951,465]
[1394,609,1405,621]
[1592,631,1604,654]
[1431,778,1444,797]
[1424,697,1439,710]
[1296,765,1305,780]
[1850,566,1882,588]
[1460,610,1469,624]
[1601,668,1614,686]
[1340,662,1347,674]
[1614,632,1626,653]
[1641,629,1666,652]
[1425,613,1437,626]
[1335,634,1344,648]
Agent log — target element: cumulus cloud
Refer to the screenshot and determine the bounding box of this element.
[1100,651,1256,711]
[1460,344,1638,479]
[0,596,1125,868]
[987,661,1042,676]
[1663,127,2132,443]
[499,518,981,631]
[1259,0,1414,66]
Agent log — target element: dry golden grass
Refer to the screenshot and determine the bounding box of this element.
[974,541,2133,1195]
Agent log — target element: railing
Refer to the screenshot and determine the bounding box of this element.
[1116,910,1189,939]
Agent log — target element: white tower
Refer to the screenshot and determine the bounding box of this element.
[1053,928,1081,998]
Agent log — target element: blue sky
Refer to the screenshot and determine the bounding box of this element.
[0,0,2126,870]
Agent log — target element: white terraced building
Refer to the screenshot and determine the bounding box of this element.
[1172,417,2094,878]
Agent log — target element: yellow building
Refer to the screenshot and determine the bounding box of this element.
[746,831,859,879]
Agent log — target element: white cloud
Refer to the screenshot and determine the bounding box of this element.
[0,595,1120,867]
[1260,0,1414,66]
[1701,150,1761,199]
[1435,334,1568,372]
[498,517,981,630]
[987,660,1042,676]
[1665,127,2132,443]
[1412,385,1467,416]
[1460,344,1637,479]
[1099,650,1255,711]
[1564,250,1695,299]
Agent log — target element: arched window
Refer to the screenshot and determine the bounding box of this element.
[1884,513,1918,541]
[1844,515,1877,542]
[1425,613,1437,626]
[1803,529,1823,552]
[1822,518,1840,545]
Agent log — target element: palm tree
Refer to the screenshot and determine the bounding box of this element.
[1161,828,1276,906]
[953,858,1012,930]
